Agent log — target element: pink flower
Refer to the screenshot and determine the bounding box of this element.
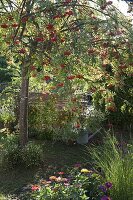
[31,185,40,191]
[57,171,64,175]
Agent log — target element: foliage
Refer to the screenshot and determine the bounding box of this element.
[21,142,43,168]
[0,88,17,131]
[80,108,105,133]
[1,134,43,168]
[29,167,112,200]
[28,95,84,142]
[1,134,21,168]
[87,134,133,200]
[92,71,133,129]
[0,0,133,142]
[0,56,12,84]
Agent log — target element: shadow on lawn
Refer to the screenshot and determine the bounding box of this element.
[0,140,87,199]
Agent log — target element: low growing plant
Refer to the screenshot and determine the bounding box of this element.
[29,167,112,200]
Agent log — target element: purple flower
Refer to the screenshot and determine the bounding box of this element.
[74,163,81,168]
[105,182,113,189]
[101,195,111,200]
[99,185,107,193]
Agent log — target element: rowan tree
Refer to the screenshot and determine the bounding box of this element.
[0,0,132,145]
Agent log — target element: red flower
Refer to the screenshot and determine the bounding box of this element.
[1,24,8,28]
[31,185,40,191]
[46,24,54,31]
[64,51,71,56]
[12,23,19,28]
[67,75,75,80]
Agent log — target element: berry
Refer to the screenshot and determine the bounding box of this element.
[57,82,64,87]
[35,37,44,42]
[64,51,71,56]
[67,75,75,80]
[12,23,19,28]
[60,64,66,68]
[76,74,84,79]
[18,48,26,54]
[43,76,51,81]
[1,24,8,28]
[46,24,54,31]
[21,16,28,23]
[30,66,36,71]
[51,37,57,42]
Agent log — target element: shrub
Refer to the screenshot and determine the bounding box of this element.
[1,135,43,168]
[87,134,133,200]
[2,134,21,168]
[21,142,43,168]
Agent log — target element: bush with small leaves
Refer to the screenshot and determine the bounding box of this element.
[2,134,21,168]
[21,142,43,168]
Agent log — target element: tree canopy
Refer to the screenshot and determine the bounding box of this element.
[0,0,133,145]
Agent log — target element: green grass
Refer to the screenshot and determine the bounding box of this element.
[0,139,87,200]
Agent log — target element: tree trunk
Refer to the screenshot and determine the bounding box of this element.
[19,63,29,147]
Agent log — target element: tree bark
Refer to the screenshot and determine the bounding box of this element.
[19,62,29,147]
